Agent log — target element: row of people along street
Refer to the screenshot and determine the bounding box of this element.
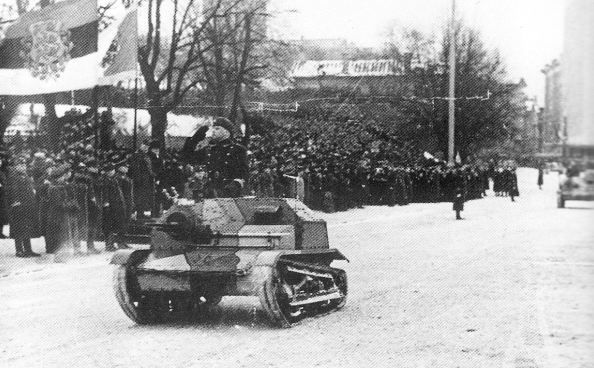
[1,112,520,258]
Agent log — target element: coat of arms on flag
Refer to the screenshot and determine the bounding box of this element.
[0,0,98,95]
[20,20,74,80]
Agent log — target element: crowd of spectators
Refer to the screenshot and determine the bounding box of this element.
[0,108,520,257]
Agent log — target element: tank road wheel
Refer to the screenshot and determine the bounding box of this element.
[113,265,158,324]
[259,272,295,328]
[557,194,565,208]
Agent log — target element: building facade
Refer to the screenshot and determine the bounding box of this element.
[291,59,414,96]
[563,0,594,151]
[541,59,563,149]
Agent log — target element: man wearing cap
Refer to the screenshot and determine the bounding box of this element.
[182,117,248,198]
[71,163,101,254]
[7,158,41,257]
[116,163,134,236]
[128,142,155,219]
[100,163,128,251]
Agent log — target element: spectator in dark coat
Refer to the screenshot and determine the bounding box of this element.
[100,164,127,250]
[128,142,155,219]
[7,158,40,257]
[452,169,467,220]
[44,164,87,256]
[71,164,101,254]
[101,164,128,251]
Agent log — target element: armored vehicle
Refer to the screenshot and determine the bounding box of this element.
[557,169,594,208]
[111,198,348,327]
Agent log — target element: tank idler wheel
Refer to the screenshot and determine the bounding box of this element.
[259,265,348,328]
[113,265,160,324]
[259,271,298,328]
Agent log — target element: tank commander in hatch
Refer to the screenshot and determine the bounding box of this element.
[182,117,249,198]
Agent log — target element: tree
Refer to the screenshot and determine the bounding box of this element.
[393,22,527,162]
[194,0,271,123]
[138,0,235,147]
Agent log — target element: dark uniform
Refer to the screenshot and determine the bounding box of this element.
[100,173,127,250]
[452,171,467,220]
[7,166,40,257]
[197,140,249,198]
[71,171,100,253]
[183,119,249,198]
[128,149,155,218]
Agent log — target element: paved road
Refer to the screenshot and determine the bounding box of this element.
[0,169,592,368]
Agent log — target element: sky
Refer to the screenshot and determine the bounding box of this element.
[270,0,566,103]
[0,0,567,103]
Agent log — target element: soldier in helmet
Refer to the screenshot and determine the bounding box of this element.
[182,117,249,198]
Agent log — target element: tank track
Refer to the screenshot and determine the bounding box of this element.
[259,259,348,328]
[113,265,222,324]
[114,259,347,327]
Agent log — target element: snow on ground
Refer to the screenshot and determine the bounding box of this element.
[0,168,592,368]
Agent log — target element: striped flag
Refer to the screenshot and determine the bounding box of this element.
[98,6,138,85]
[0,0,98,95]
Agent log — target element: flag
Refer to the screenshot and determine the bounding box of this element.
[0,0,98,95]
[98,6,138,86]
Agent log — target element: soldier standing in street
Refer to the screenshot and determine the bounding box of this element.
[182,117,249,198]
[452,168,467,220]
[537,162,544,190]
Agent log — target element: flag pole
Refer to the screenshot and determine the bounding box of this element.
[92,85,99,149]
[133,76,138,151]
[132,4,139,152]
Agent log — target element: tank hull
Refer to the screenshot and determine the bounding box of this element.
[111,198,348,327]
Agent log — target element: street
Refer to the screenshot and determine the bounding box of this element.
[1,168,593,368]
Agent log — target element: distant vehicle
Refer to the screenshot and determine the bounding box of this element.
[557,169,594,208]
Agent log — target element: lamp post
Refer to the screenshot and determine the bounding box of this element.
[537,107,544,154]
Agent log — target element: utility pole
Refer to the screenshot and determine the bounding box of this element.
[448,0,456,164]
[537,107,544,154]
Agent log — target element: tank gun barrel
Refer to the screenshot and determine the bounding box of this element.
[146,221,213,243]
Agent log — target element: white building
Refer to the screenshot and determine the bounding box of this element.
[563,0,594,149]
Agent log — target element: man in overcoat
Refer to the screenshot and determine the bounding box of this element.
[7,158,40,257]
[128,142,155,218]
[452,169,467,220]
[101,164,128,251]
